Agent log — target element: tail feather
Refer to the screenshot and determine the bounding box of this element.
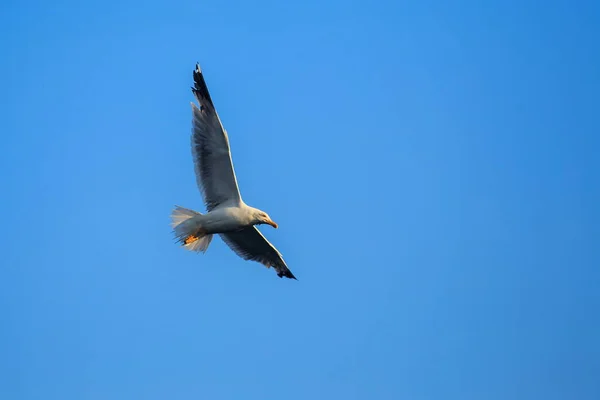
[170,205,199,228]
[170,206,213,253]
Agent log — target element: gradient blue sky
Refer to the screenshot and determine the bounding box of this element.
[1,0,599,399]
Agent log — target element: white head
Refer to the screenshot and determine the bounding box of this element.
[252,208,278,229]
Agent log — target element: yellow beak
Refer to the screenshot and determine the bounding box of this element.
[266,219,278,229]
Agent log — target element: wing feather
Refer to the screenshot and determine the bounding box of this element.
[190,64,242,210]
[219,228,296,279]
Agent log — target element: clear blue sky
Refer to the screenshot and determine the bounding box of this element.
[1,0,598,399]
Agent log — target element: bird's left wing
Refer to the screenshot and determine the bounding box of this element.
[191,64,242,210]
[219,228,297,279]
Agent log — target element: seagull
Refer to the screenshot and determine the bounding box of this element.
[171,63,296,280]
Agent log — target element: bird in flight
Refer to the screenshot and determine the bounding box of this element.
[171,63,296,280]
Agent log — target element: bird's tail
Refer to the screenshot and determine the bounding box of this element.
[170,206,213,253]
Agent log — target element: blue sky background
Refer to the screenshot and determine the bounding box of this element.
[1,0,598,399]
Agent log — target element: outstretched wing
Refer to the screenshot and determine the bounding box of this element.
[190,64,242,211]
[220,227,296,279]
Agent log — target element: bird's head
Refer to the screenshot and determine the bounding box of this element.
[253,209,278,229]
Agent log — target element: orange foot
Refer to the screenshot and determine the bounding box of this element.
[184,235,199,245]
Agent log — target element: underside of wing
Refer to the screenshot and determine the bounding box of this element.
[219,227,296,279]
[191,64,242,210]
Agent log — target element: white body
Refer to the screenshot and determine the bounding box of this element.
[198,204,254,233]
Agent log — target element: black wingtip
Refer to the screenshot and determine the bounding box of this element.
[191,62,215,109]
[278,269,298,280]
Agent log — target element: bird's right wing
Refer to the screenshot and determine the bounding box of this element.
[190,64,242,211]
[219,227,297,279]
